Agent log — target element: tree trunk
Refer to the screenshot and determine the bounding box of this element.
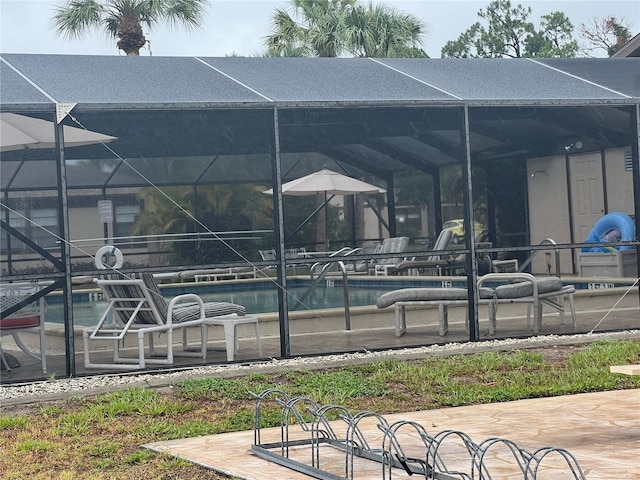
[117,17,146,56]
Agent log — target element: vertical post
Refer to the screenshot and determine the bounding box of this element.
[324,191,329,251]
[347,195,356,247]
[271,107,290,358]
[193,183,199,263]
[54,117,75,376]
[461,106,479,342]
[433,168,443,234]
[3,190,12,274]
[386,174,396,237]
[631,105,640,303]
[101,189,109,244]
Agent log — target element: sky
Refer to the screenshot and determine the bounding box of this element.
[0,0,638,58]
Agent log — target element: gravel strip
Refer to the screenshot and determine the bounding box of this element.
[1,330,638,406]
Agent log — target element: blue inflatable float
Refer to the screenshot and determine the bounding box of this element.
[582,212,635,252]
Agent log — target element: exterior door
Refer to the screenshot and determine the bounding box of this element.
[569,152,605,246]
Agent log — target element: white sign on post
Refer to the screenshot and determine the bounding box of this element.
[98,200,113,223]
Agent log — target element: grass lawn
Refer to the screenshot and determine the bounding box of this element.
[1,339,639,479]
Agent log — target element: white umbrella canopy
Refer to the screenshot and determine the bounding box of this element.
[264,168,385,250]
[264,168,386,196]
[0,113,117,152]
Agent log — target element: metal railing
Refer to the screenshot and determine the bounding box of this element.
[519,238,561,277]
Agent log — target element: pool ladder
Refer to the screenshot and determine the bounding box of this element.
[519,238,561,277]
[291,247,362,330]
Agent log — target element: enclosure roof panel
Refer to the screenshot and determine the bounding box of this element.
[1,55,638,110]
[198,57,456,102]
[0,54,270,106]
[0,61,54,107]
[536,58,640,98]
[376,58,636,102]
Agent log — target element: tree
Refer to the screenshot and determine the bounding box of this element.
[52,0,208,56]
[264,0,426,58]
[265,0,353,57]
[343,3,426,57]
[579,16,632,57]
[133,184,273,265]
[441,0,577,58]
[525,12,578,58]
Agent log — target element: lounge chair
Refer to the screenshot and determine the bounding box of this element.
[259,247,309,271]
[377,284,495,336]
[83,272,261,369]
[372,236,411,275]
[377,272,575,336]
[178,267,257,282]
[0,282,47,374]
[392,230,453,276]
[478,273,576,335]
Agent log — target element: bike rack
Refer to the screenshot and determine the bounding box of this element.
[249,389,587,480]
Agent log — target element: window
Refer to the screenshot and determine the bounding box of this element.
[2,208,59,254]
[113,204,142,248]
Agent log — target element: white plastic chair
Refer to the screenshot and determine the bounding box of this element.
[0,282,47,374]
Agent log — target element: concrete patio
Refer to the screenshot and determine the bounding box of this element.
[145,388,640,479]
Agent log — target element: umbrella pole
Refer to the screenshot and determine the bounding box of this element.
[324,191,329,251]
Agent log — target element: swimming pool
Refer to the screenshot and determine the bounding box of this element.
[44,276,636,327]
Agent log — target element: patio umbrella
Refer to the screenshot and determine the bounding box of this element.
[264,168,386,196]
[0,113,117,152]
[264,168,385,249]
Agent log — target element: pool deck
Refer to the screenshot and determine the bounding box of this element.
[144,388,640,479]
[1,282,639,384]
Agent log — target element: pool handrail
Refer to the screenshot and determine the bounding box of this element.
[296,252,352,331]
[518,238,561,277]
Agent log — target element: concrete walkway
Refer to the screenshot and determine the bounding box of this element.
[145,389,640,479]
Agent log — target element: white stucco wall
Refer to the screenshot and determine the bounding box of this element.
[527,147,635,275]
[605,148,634,215]
[527,155,572,275]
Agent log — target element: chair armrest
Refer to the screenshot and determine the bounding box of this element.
[478,272,536,287]
[167,294,205,322]
[478,272,539,299]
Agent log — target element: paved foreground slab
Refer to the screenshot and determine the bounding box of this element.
[145,389,640,479]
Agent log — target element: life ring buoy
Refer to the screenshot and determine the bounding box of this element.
[95,245,124,269]
[582,212,636,252]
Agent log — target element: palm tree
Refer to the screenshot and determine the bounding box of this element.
[343,3,426,57]
[265,0,355,57]
[264,0,426,58]
[52,0,207,56]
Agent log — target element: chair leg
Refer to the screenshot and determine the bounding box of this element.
[253,321,262,357]
[166,329,173,364]
[10,332,40,361]
[138,331,146,369]
[438,304,448,336]
[395,305,406,337]
[7,330,47,375]
[83,329,92,368]
[533,303,541,334]
[201,323,208,359]
[223,323,236,362]
[488,303,496,335]
[0,341,12,371]
[38,322,47,374]
[567,293,577,330]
